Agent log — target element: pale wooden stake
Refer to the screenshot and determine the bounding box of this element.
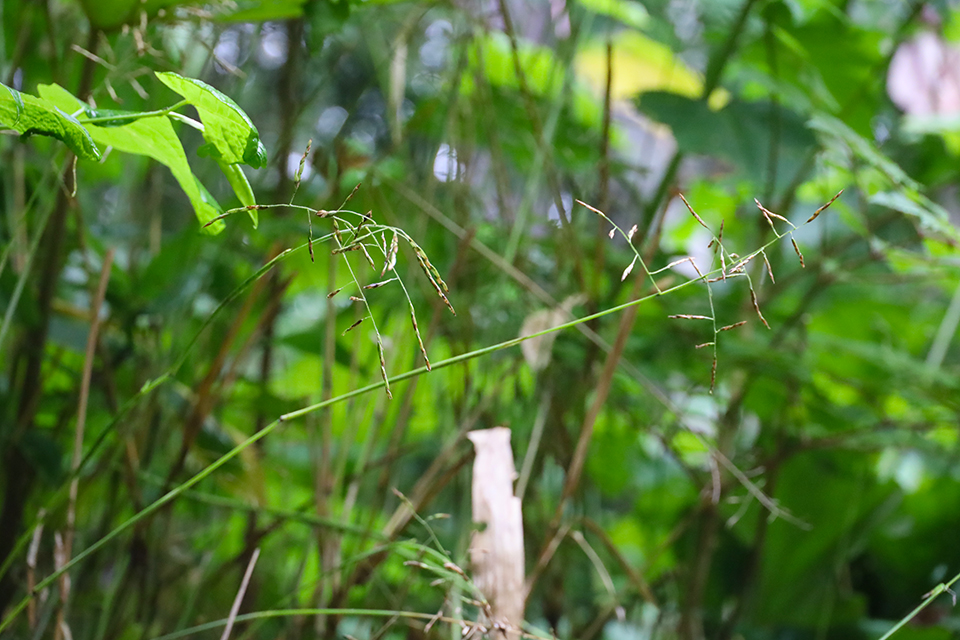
[467,427,525,640]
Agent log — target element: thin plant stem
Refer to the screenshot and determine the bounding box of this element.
[878,574,960,640]
[219,548,260,640]
[59,249,114,635]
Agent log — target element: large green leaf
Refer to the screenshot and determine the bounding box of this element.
[75,0,199,30]
[750,451,895,627]
[808,113,916,189]
[36,84,224,234]
[155,71,267,168]
[638,91,816,191]
[577,0,648,28]
[736,10,884,134]
[0,82,101,160]
[214,0,308,21]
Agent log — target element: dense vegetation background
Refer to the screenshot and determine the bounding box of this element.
[4,0,960,638]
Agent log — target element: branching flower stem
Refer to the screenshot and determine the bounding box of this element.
[0,193,841,633]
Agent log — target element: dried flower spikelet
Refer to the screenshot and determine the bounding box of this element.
[295,139,312,184]
[806,189,843,223]
[627,224,638,241]
[377,340,392,399]
[327,287,343,298]
[791,237,804,268]
[621,256,637,281]
[436,288,456,315]
[575,199,604,215]
[762,251,775,283]
[689,258,704,278]
[381,232,399,276]
[409,239,450,292]
[663,257,693,272]
[342,182,361,206]
[443,561,469,580]
[608,228,615,239]
[343,317,366,335]
[758,207,778,234]
[668,314,712,320]
[718,320,747,332]
[410,306,431,370]
[360,243,376,269]
[756,200,794,232]
[750,289,771,329]
[432,268,450,293]
[729,253,753,274]
[679,193,709,230]
[363,278,396,290]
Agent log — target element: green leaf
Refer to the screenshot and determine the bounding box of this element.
[217,160,258,227]
[0,82,101,160]
[36,83,224,234]
[809,113,960,241]
[155,71,267,168]
[19,431,64,486]
[808,113,916,189]
[219,161,258,221]
[869,191,959,242]
[2,82,23,125]
[75,0,199,30]
[214,0,307,21]
[639,92,815,191]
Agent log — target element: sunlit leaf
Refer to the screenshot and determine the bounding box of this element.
[214,0,307,21]
[577,0,648,28]
[36,83,224,234]
[640,92,814,190]
[156,71,268,168]
[0,82,100,160]
[217,159,258,227]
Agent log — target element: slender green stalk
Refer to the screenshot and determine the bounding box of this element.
[78,100,190,125]
[0,272,706,634]
[0,163,59,352]
[879,574,960,640]
[149,607,554,640]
